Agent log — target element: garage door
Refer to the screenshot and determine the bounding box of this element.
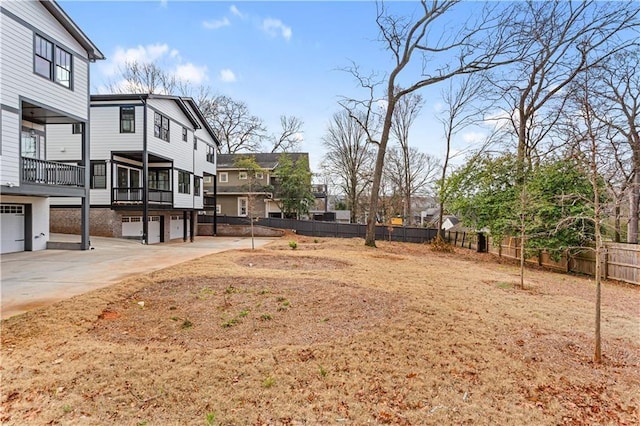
[170,215,190,240]
[1,204,25,254]
[122,216,161,244]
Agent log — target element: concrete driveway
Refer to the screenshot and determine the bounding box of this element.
[0,234,275,320]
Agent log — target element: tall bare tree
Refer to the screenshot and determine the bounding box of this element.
[594,50,640,243]
[488,0,639,286]
[344,0,521,246]
[389,90,424,225]
[105,60,189,95]
[383,146,439,224]
[321,110,375,223]
[270,115,304,153]
[436,74,487,237]
[198,95,266,154]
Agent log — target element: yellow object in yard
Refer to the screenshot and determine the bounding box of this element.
[391,217,403,226]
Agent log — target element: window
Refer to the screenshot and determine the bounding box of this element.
[238,197,248,216]
[154,112,170,141]
[216,204,221,214]
[34,34,72,88]
[206,145,215,163]
[255,172,264,180]
[182,127,188,142]
[178,171,190,194]
[239,171,248,180]
[55,46,72,87]
[149,169,170,190]
[120,107,135,133]
[194,176,201,196]
[218,172,228,183]
[90,161,107,189]
[34,35,53,80]
[72,123,83,134]
[193,135,198,150]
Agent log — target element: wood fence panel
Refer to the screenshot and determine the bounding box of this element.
[606,243,639,285]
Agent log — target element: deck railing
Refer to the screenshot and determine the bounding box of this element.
[22,157,85,187]
[112,187,172,205]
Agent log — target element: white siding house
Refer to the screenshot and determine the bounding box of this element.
[0,0,104,254]
[48,94,219,244]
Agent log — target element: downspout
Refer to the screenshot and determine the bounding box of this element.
[142,97,149,245]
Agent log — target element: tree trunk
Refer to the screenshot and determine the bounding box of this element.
[628,169,639,243]
[365,98,396,247]
[614,202,621,243]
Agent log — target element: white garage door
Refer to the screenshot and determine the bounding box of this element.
[1,204,25,254]
[170,215,190,240]
[122,216,161,244]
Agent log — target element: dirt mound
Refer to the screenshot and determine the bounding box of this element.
[235,254,350,270]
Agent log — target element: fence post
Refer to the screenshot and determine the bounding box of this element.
[454,232,458,246]
[461,232,466,247]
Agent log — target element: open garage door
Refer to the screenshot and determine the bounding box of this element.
[122,216,161,244]
[1,204,25,254]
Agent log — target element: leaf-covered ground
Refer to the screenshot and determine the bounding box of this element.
[1,237,638,425]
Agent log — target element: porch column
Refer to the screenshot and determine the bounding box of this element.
[183,210,188,242]
[190,210,195,242]
[81,121,90,250]
[142,99,149,245]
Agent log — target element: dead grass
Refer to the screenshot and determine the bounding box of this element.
[1,236,638,425]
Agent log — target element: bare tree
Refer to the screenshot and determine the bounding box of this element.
[436,74,487,237]
[389,90,424,225]
[199,95,266,154]
[321,110,375,223]
[488,0,639,286]
[384,146,439,224]
[105,60,189,95]
[593,50,640,243]
[344,0,521,246]
[270,115,304,153]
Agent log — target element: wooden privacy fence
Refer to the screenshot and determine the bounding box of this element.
[482,237,639,286]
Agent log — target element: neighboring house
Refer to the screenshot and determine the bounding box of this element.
[0,0,104,254]
[441,215,460,231]
[213,152,310,218]
[48,94,219,244]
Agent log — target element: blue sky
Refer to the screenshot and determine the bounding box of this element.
[59,0,479,173]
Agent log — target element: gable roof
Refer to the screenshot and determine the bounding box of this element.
[40,0,105,61]
[217,152,309,170]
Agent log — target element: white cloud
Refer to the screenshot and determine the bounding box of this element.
[219,69,237,83]
[462,131,486,145]
[230,5,245,19]
[99,43,170,77]
[174,63,208,84]
[203,17,230,30]
[261,18,292,41]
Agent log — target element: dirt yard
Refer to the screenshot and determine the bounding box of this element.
[1,237,638,425]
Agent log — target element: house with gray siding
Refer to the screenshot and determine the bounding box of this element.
[49,94,220,244]
[214,152,310,219]
[0,0,104,254]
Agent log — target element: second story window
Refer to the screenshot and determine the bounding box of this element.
[182,127,188,142]
[34,35,53,80]
[34,34,73,88]
[206,145,215,163]
[239,171,248,180]
[218,172,228,183]
[154,112,170,142]
[194,176,201,196]
[178,171,190,194]
[120,106,135,133]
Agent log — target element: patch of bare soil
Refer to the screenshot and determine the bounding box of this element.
[91,276,402,349]
[1,236,638,425]
[235,254,350,270]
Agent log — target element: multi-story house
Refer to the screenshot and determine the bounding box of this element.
[48,94,219,244]
[0,0,104,254]
[213,152,310,218]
